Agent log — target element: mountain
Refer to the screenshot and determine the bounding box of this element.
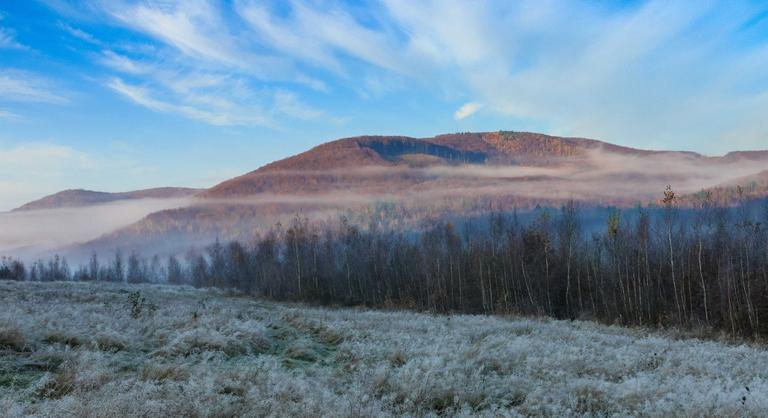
[13,187,200,211]
[20,131,767,208]
[200,132,673,198]
[200,131,767,202]
[9,131,768,258]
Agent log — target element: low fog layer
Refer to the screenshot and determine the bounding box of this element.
[0,197,192,258]
[222,148,768,202]
[417,148,768,199]
[3,148,767,261]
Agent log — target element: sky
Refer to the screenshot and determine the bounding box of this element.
[0,0,767,211]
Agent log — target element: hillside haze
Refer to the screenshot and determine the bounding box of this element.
[8,131,768,258]
[12,187,200,211]
[201,132,651,197]
[200,131,768,200]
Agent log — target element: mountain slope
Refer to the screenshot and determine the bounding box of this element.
[10,131,768,258]
[683,170,768,206]
[199,135,490,198]
[13,187,200,211]
[200,131,760,201]
[200,132,644,199]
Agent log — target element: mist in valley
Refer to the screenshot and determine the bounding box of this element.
[3,147,768,264]
[0,197,193,260]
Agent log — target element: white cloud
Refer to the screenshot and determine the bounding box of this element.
[273,91,322,120]
[99,50,150,74]
[110,1,238,65]
[0,13,27,50]
[58,22,101,45]
[107,77,274,126]
[0,26,26,50]
[236,0,410,76]
[74,1,331,127]
[0,70,68,104]
[236,2,342,73]
[35,0,768,149]
[104,0,306,84]
[108,76,324,127]
[106,78,170,112]
[454,102,482,120]
[380,0,768,150]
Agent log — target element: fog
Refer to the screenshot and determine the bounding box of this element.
[0,197,192,258]
[415,148,768,202]
[244,148,768,200]
[2,148,766,262]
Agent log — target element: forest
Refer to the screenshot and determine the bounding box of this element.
[3,188,768,339]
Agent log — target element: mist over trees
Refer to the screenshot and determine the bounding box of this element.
[4,190,768,338]
[0,256,25,281]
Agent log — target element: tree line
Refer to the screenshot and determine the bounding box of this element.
[3,189,768,338]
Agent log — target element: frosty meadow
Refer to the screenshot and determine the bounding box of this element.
[1,281,767,417]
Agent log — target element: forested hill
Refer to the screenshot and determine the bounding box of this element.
[9,131,768,259]
[13,187,200,211]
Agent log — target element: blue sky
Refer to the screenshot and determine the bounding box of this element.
[1,0,767,210]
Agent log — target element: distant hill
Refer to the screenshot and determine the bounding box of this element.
[13,187,200,211]
[200,132,696,198]
[682,170,768,206]
[199,131,768,203]
[21,132,768,208]
[10,131,768,257]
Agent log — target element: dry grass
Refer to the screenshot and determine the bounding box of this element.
[0,281,767,417]
[0,324,25,352]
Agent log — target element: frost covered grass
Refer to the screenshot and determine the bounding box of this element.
[1,281,767,417]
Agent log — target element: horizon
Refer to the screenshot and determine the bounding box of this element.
[2,0,768,210]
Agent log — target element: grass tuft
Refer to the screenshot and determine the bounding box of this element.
[0,323,26,352]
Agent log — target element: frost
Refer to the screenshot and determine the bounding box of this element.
[0,281,767,417]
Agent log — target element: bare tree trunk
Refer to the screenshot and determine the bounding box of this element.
[698,238,709,325]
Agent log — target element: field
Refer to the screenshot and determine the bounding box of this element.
[1,282,767,417]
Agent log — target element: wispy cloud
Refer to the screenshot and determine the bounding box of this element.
[380,0,768,149]
[236,0,409,76]
[0,26,27,50]
[273,91,323,120]
[454,102,482,120]
[0,70,68,104]
[29,0,768,149]
[58,22,101,45]
[70,1,329,127]
[0,109,20,120]
[99,50,150,74]
[107,77,275,126]
[107,74,324,127]
[103,0,304,83]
